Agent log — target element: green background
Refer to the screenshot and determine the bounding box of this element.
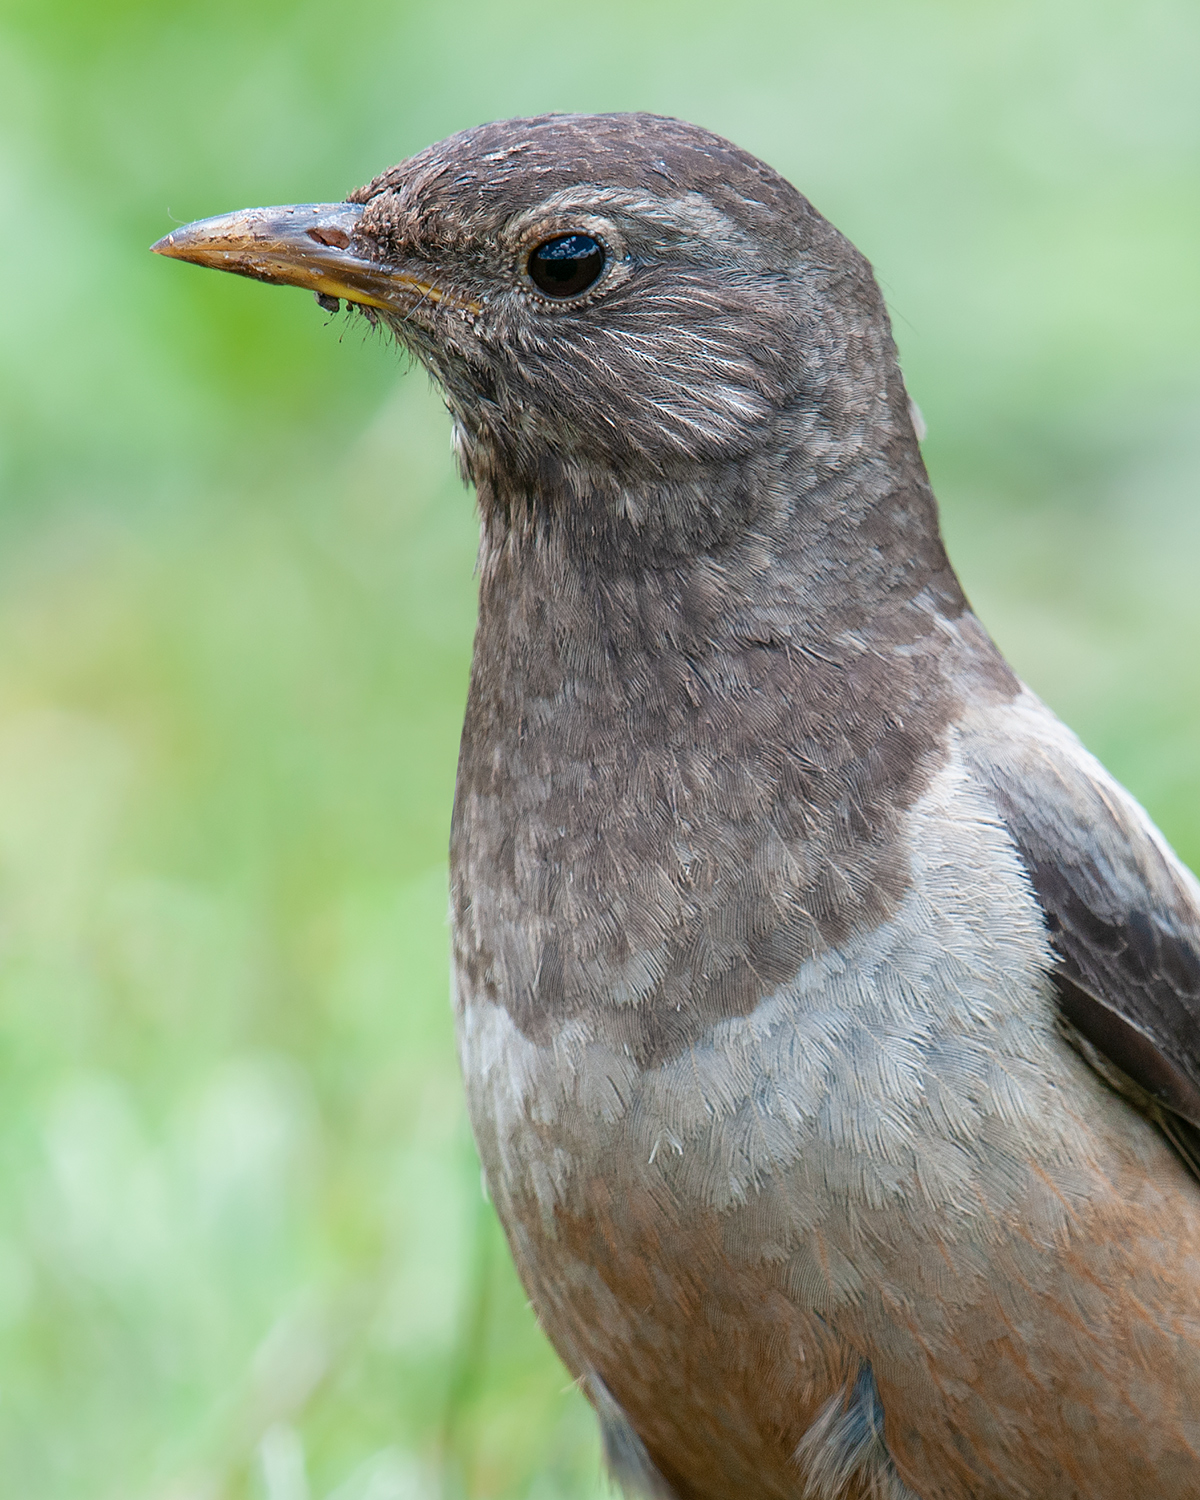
[0,1,1197,1495]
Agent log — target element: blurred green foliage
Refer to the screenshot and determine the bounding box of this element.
[0,0,1197,1495]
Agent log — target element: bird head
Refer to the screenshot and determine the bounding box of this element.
[154,113,922,561]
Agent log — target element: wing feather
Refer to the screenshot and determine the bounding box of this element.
[961,690,1200,1158]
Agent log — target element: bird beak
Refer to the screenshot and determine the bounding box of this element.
[151,202,468,315]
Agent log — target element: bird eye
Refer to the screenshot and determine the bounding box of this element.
[527,234,606,298]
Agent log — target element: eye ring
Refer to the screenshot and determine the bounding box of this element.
[526,232,607,299]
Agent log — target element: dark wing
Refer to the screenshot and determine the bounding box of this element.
[962,691,1200,1176]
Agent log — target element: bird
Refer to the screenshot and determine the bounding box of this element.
[153,113,1200,1500]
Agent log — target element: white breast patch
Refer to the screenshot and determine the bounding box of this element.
[456,734,1120,1296]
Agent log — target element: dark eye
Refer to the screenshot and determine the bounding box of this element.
[527,233,606,298]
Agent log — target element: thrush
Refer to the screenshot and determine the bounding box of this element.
[154,113,1200,1500]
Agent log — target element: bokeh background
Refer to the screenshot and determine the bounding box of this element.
[0,0,1198,1495]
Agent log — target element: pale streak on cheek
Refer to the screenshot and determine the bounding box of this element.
[449,419,473,484]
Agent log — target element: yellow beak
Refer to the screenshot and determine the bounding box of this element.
[152,203,467,314]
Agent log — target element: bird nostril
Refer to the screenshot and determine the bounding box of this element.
[308,226,351,249]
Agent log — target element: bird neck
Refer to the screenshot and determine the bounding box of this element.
[469,423,966,672]
[450,436,1007,1062]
